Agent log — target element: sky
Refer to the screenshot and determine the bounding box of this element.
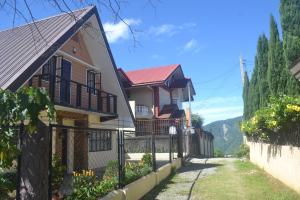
[0,0,282,124]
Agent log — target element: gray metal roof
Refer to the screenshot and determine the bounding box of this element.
[0,6,94,89]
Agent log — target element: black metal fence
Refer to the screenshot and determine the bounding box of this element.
[1,121,189,199]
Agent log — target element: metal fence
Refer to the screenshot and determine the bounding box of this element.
[1,120,190,199]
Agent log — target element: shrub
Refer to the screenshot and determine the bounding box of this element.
[235,144,250,159]
[103,160,118,180]
[214,149,224,157]
[141,153,152,167]
[241,95,300,142]
[0,171,16,198]
[51,154,66,190]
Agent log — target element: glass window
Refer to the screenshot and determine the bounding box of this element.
[87,70,96,94]
[42,56,56,81]
[88,130,112,152]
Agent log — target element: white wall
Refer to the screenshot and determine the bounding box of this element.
[248,142,300,193]
[159,87,171,110]
[129,87,154,118]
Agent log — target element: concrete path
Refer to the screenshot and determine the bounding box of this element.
[143,158,228,200]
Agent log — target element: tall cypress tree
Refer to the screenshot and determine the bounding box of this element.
[267,15,286,95]
[280,0,300,94]
[257,34,270,107]
[243,72,250,119]
[248,56,260,117]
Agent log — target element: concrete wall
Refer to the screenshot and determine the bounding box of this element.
[248,142,300,193]
[128,87,154,118]
[101,158,182,200]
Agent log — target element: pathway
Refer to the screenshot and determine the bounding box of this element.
[143,158,227,200]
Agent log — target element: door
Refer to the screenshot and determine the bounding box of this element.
[60,59,71,104]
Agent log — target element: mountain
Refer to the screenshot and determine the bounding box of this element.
[203,116,243,154]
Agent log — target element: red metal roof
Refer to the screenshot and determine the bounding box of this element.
[125,64,180,85]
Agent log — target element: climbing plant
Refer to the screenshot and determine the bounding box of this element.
[0,87,55,170]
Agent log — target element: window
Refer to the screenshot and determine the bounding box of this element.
[42,56,57,81]
[88,130,112,152]
[87,70,96,94]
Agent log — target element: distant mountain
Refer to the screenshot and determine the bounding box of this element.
[203,116,243,154]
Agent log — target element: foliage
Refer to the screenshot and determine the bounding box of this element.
[141,153,152,167]
[267,15,287,95]
[241,95,300,141]
[68,156,153,199]
[102,160,118,180]
[51,154,66,190]
[214,149,224,158]
[0,171,16,197]
[68,169,117,200]
[235,144,250,159]
[243,72,250,119]
[191,114,203,128]
[0,87,55,170]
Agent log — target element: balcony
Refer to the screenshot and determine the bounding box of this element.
[28,74,117,115]
[135,105,152,118]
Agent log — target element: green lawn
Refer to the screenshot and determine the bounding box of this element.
[192,159,300,200]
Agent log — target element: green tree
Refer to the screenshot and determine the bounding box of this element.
[280,0,300,94]
[191,114,203,128]
[243,72,250,119]
[267,15,287,95]
[257,34,270,107]
[248,56,260,117]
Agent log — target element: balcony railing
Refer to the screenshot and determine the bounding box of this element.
[28,74,117,115]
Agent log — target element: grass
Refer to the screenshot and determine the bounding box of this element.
[192,159,300,200]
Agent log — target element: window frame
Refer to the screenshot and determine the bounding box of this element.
[88,130,112,152]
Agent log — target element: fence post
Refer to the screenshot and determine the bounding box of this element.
[151,134,157,172]
[117,130,125,188]
[48,125,53,200]
[169,134,172,163]
[16,123,24,200]
[177,129,183,158]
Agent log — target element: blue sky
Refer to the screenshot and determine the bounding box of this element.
[0,0,281,124]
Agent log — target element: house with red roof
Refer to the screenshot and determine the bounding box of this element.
[118,64,195,135]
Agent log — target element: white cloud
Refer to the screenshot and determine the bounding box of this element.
[103,19,141,43]
[148,22,196,37]
[183,39,198,51]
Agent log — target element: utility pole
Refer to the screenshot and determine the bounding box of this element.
[240,55,245,85]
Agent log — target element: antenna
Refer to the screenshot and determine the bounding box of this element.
[240,55,245,85]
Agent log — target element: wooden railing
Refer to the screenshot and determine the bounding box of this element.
[29,74,117,115]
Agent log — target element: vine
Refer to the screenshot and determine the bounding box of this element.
[0,87,55,170]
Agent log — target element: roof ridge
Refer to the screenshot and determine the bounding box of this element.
[0,5,94,33]
[125,64,180,73]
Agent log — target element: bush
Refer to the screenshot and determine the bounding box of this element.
[103,160,118,180]
[51,154,66,190]
[241,95,300,142]
[214,149,224,157]
[0,171,16,198]
[235,144,250,159]
[141,153,152,167]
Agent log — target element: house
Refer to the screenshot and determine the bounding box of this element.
[118,64,196,135]
[291,59,300,81]
[0,6,134,171]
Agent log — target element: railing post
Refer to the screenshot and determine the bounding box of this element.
[76,83,81,107]
[97,91,102,111]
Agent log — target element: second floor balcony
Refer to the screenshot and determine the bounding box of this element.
[28,73,117,116]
